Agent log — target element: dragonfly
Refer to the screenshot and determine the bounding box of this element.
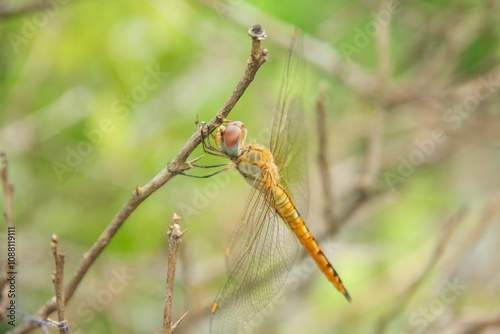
[191,29,351,333]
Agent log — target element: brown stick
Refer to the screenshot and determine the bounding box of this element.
[315,84,337,234]
[0,152,15,321]
[447,314,500,333]
[374,207,468,334]
[359,0,391,193]
[0,0,77,18]
[163,214,186,334]
[50,234,68,334]
[8,24,268,334]
[341,0,392,228]
[0,152,14,230]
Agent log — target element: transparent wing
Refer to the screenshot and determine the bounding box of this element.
[269,29,309,217]
[210,171,299,334]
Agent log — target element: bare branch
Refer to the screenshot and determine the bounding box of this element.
[315,84,337,234]
[50,234,68,334]
[359,0,391,194]
[338,188,371,225]
[0,152,15,321]
[163,213,186,334]
[0,0,76,18]
[440,190,500,282]
[374,207,468,334]
[0,152,14,229]
[194,0,380,98]
[339,1,393,229]
[8,24,268,334]
[456,314,500,334]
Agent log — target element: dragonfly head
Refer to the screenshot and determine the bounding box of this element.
[221,121,247,158]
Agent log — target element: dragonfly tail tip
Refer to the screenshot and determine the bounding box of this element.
[343,290,352,303]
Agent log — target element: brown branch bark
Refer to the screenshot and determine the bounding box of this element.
[0,0,76,18]
[374,207,468,334]
[337,3,392,227]
[0,152,14,229]
[315,84,338,234]
[359,0,391,194]
[8,24,268,334]
[423,193,500,334]
[0,152,15,321]
[50,234,68,334]
[163,214,186,334]
[451,314,500,334]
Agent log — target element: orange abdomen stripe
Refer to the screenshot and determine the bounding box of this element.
[274,185,351,302]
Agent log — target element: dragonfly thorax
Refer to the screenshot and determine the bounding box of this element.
[235,145,280,188]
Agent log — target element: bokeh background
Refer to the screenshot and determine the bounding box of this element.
[1,0,500,333]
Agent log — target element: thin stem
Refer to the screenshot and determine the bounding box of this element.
[50,234,68,334]
[359,0,391,193]
[374,208,468,334]
[0,152,15,321]
[315,84,338,234]
[0,0,77,18]
[0,152,14,229]
[163,214,186,334]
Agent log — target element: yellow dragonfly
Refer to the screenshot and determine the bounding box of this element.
[195,29,350,333]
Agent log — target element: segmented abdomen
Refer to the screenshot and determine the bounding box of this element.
[273,185,351,301]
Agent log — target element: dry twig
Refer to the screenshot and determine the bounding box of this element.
[163,213,187,333]
[0,152,14,230]
[0,0,77,18]
[359,0,391,193]
[8,24,268,334]
[194,0,379,98]
[440,190,500,285]
[456,314,500,334]
[374,207,468,334]
[0,152,15,321]
[337,1,392,229]
[422,193,500,334]
[315,84,338,234]
[50,234,68,334]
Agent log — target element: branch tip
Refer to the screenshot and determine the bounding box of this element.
[172,310,189,330]
[187,155,204,165]
[168,214,184,239]
[163,213,185,333]
[248,24,268,64]
[248,24,266,40]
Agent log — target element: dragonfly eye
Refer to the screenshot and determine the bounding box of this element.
[223,122,242,149]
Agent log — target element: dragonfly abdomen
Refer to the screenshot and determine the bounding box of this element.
[274,185,352,302]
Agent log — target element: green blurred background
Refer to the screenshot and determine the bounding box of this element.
[1,0,499,333]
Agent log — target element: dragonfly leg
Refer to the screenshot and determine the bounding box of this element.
[168,120,233,177]
[168,163,234,178]
[200,122,226,158]
[191,163,231,168]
